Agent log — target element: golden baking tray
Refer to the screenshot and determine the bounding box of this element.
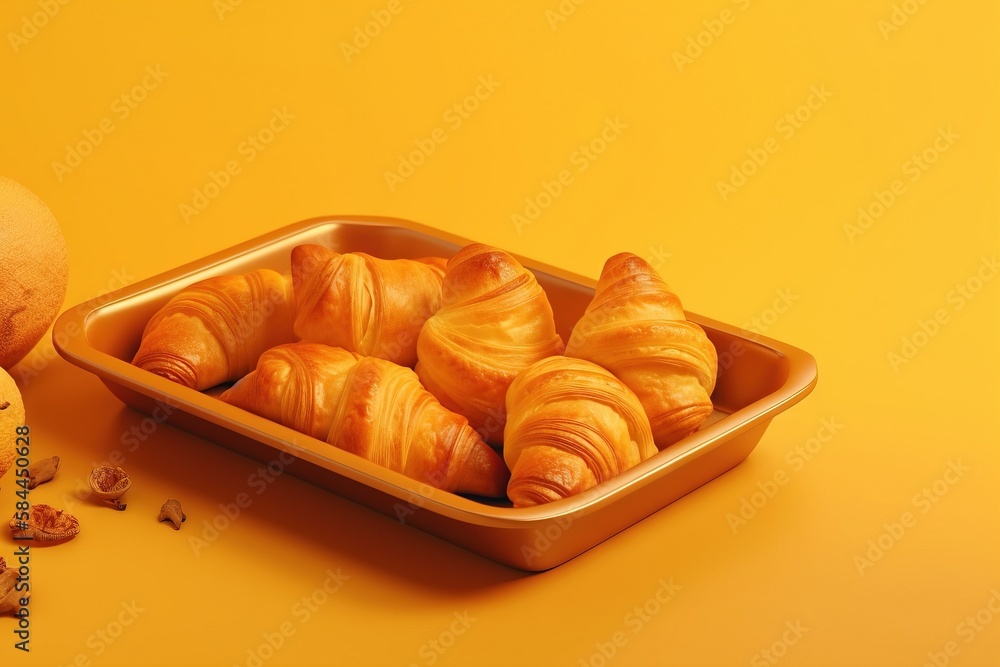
[53,216,817,571]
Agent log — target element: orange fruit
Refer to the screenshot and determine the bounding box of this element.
[0,366,26,479]
[0,176,69,369]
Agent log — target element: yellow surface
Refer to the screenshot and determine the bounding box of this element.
[1,1,998,665]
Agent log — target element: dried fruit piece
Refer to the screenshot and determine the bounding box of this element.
[89,466,131,510]
[9,504,80,541]
[157,499,186,530]
[27,455,60,489]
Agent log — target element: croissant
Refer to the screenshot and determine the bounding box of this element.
[132,269,295,390]
[415,243,565,444]
[220,342,509,497]
[503,356,657,507]
[564,253,718,448]
[290,244,447,367]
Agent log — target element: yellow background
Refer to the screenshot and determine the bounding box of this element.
[2,1,998,665]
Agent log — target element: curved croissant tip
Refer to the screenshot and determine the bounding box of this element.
[446,243,523,289]
[453,437,511,498]
[291,243,327,258]
[603,252,656,276]
[650,403,714,448]
[508,482,561,508]
[133,354,198,389]
[451,242,517,266]
[291,244,334,273]
[456,242,495,255]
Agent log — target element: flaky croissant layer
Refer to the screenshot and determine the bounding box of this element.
[132,269,296,390]
[503,356,657,507]
[565,253,718,448]
[220,342,509,498]
[415,243,565,444]
[291,244,447,367]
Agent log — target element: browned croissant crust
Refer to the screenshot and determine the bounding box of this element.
[503,356,657,507]
[132,269,295,390]
[565,253,718,448]
[290,244,447,367]
[415,243,565,444]
[220,342,509,497]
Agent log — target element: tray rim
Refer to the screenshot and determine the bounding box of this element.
[52,214,819,528]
